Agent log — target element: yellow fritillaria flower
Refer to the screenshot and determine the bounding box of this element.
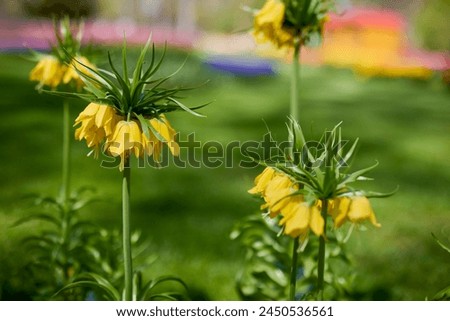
[248,167,276,195]
[74,103,122,157]
[280,199,324,238]
[63,56,96,90]
[330,196,381,228]
[30,55,95,91]
[262,174,297,218]
[253,0,295,48]
[249,167,295,218]
[107,120,143,171]
[74,112,179,171]
[148,115,180,158]
[29,55,67,89]
[249,166,382,238]
[249,167,324,237]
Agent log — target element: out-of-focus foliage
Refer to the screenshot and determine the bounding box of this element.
[231,214,356,300]
[415,0,450,51]
[13,188,155,300]
[22,0,97,18]
[431,233,450,301]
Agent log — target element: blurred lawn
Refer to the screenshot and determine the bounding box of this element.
[0,48,449,300]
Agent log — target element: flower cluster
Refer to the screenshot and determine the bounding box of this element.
[67,38,204,171]
[29,17,95,91]
[253,0,332,48]
[74,103,178,170]
[30,55,95,90]
[249,167,380,239]
[249,121,388,240]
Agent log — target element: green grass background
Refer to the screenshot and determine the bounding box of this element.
[0,48,449,300]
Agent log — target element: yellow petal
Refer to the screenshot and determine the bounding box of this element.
[309,204,325,236]
[282,202,310,238]
[348,196,381,227]
[330,197,351,228]
[248,167,275,194]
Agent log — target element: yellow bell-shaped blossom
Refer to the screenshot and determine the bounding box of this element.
[262,174,297,218]
[249,167,324,237]
[74,103,121,157]
[330,196,381,228]
[140,115,180,161]
[29,55,67,89]
[107,120,143,171]
[280,198,324,238]
[253,0,295,48]
[248,167,276,195]
[63,56,96,90]
[97,115,180,171]
[249,167,296,218]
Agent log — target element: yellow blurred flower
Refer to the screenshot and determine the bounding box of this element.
[30,55,95,91]
[29,55,66,89]
[253,0,295,48]
[63,56,96,90]
[74,103,122,158]
[330,196,381,228]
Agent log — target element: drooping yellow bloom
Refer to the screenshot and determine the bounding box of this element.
[107,120,143,171]
[330,196,381,228]
[249,167,294,218]
[249,167,324,237]
[280,198,324,238]
[29,55,67,89]
[63,56,96,90]
[139,115,180,162]
[30,55,95,90]
[248,167,276,195]
[148,115,180,157]
[262,174,297,218]
[74,103,121,157]
[75,110,180,171]
[253,0,295,48]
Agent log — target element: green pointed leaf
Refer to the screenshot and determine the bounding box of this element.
[135,113,151,139]
[339,161,379,187]
[147,117,167,142]
[140,276,188,301]
[167,97,205,117]
[11,213,61,228]
[122,36,130,86]
[131,35,152,91]
[432,233,450,254]
[341,138,359,166]
[142,43,167,81]
[108,51,131,106]
[54,281,119,301]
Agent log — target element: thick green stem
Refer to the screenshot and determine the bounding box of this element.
[122,159,133,301]
[290,41,301,122]
[61,100,71,211]
[289,237,300,301]
[317,199,328,300]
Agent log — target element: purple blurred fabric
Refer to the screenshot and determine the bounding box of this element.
[204,55,276,76]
